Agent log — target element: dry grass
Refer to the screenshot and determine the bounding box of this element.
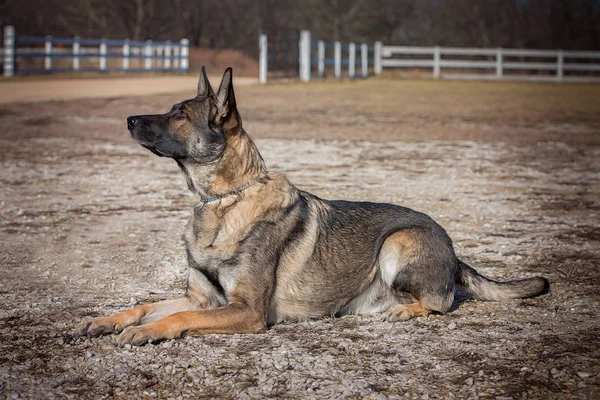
[1,76,598,142]
[254,78,600,118]
[237,78,600,143]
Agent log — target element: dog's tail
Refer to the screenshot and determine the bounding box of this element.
[456,260,549,301]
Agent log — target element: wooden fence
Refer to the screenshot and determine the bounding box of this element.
[2,25,189,77]
[259,29,600,83]
[381,45,600,82]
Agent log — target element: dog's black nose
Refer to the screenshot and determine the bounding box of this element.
[127,116,138,130]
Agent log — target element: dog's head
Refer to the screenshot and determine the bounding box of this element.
[127,67,241,163]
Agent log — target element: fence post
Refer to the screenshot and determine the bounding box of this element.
[299,30,311,82]
[334,41,341,78]
[361,43,368,77]
[173,45,180,69]
[73,36,80,70]
[158,46,164,70]
[44,36,52,71]
[3,25,15,77]
[557,49,563,82]
[433,46,440,78]
[374,41,382,75]
[496,47,503,78]
[180,38,189,71]
[317,40,325,77]
[348,42,356,78]
[164,40,171,70]
[258,33,268,84]
[123,39,130,70]
[99,39,107,71]
[145,40,152,70]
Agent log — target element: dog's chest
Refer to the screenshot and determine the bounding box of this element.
[183,206,252,293]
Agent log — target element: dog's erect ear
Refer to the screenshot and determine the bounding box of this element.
[197,66,214,97]
[215,67,239,128]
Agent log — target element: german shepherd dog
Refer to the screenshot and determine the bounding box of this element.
[77,67,549,346]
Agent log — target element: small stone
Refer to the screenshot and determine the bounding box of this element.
[162,340,174,349]
[577,372,590,379]
[448,322,457,330]
[85,351,93,359]
[57,338,65,345]
[466,377,474,386]
[550,368,558,375]
[479,370,484,377]
[123,344,132,350]
[236,391,250,398]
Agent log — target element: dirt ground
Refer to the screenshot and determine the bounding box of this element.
[0,77,599,399]
[0,74,256,104]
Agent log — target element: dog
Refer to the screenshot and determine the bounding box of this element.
[76,67,549,346]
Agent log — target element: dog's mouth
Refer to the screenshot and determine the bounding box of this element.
[138,141,169,157]
[129,129,168,157]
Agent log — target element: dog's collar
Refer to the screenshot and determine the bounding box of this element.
[198,178,262,205]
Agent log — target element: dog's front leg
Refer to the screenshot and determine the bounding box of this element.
[76,297,198,337]
[117,301,265,346]
[77,269,225,337]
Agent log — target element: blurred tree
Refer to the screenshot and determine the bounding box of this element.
[1,0,599,53]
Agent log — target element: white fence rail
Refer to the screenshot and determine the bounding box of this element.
[2,25,189,77]
[258,29,600,83]
[381,45,600,82]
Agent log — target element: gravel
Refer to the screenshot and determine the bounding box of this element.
[1,83,599,398]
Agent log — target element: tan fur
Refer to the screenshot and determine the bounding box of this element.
[384,302,430,322]
[212,133,266,194]
[117,302,266,346]
[186,174,297,255]
[76,298,196,337]
[384,230,420,259]
[378,230,422,285]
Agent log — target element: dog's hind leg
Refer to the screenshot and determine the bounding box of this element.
[384,302,430,321]
[378,228,456,322]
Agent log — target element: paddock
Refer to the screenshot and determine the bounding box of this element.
[0,76,599,398]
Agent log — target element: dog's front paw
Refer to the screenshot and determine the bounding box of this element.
[76,316,125,337]
[117,324,177,347]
